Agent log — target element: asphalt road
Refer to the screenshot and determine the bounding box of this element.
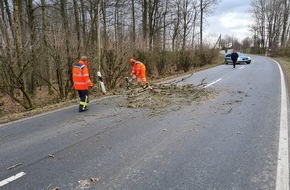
[0,55,288,190]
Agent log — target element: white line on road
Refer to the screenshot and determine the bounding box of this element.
[203,78,222,88]
[239,66,245,69]
[274,60,289,190]
[0,172,26,187]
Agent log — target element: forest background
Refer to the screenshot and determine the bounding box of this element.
[0,0,290,122]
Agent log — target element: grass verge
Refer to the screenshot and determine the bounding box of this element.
[275,57,290,97]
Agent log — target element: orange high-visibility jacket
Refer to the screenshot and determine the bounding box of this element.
[131,61,146,79]
[72,61,92,90]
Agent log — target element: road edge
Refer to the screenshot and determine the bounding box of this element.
[273,59,289,190]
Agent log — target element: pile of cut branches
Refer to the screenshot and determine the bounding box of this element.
[118,84,214,116]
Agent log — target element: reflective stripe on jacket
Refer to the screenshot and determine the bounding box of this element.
[72,61,92,90]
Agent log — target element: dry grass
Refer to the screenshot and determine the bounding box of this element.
[275,57,290,96]
[0,88,104,124]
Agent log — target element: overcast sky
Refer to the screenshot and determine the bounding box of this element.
[205,0,253,42]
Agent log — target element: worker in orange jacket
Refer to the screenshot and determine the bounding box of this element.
[129,58,149,88]
[72,56,93,112]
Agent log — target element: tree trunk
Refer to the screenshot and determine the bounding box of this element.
[200,0,203,49]
[162,0,168,50]
[191,3,198,50]
[96,1,101,72]
[182,0,190,50]
[281,0,289,46]
[114,0,120,50]
[12,0,33,109]
[60,0,72,98]
[148,0,160,51]
[41,0,52,94]
[131,0,136,45]
[0,0,11,49]
[80,0,86,41]
[27,0,37,96]
[172,2,180,51]
[73,0,81,56]
[142,0,148,50]
[101,0,108,49]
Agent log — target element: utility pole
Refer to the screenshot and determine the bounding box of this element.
[97,0,101,71]
[95,0,106,94]
[213,34,221,50]
[200,0,203,50]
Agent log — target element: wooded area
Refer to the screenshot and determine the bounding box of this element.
[0,0,221,112]
[249,0,290,55]
[0,0,289,114]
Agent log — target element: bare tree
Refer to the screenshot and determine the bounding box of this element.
[265,0,283,49]
[5,0,33,109]
[250,0,290,52]
[0,0,224,112]
[171,0,181,51]
[241,37,252,52]
[181,0,193,50]
[199,0,219,49]
[142,0,148,50]
[131,0,136,45]
[191,0,199,49]
[61,0,72,98]
[280,0,289,46]
[148,0,163,51]
[249,0,266,48]
[40,0,53,94]
[73,0,81,55]
[162,0,169,50]
[26,0,37,96]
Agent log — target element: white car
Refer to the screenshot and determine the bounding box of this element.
[224,53,251,64]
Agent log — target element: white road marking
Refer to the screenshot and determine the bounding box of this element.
[203,78,222,88]
[0,172,26,187]
[239,66,245,69]
[274,60,289,190]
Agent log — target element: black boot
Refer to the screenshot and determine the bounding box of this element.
[79,105,88,112]
[79,105,83,112]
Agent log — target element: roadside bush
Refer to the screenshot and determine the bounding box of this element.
[132,50,154,76]
[101,49,128,89]
[177,51,193,72]
[193,49,216,67]
[131,48,218,79]
[276,47,290,57]
[250,47,266,55]
[155,50,169,76]
[131,50,173,77]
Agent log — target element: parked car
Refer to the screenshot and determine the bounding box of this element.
[224,53,251,64]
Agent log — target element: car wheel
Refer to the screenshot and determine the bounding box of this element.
[247,61,251,64]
